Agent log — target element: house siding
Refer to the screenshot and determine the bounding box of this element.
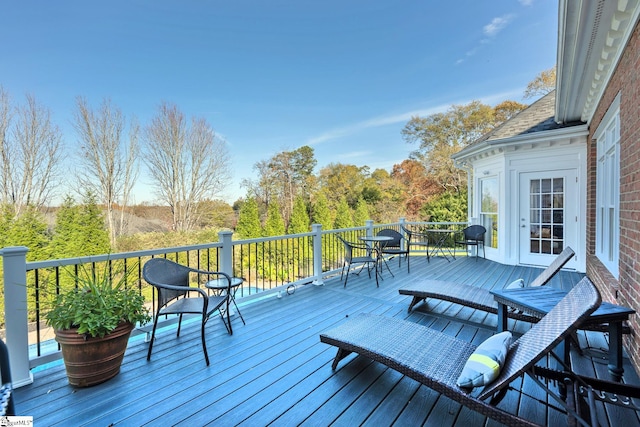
[587,19,640,373]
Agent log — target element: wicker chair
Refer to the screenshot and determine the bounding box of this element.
[456,224,487,260]
[320,277,602,426]
[0,339,14,416]
[399,246,575,317]
[143,258,233,366]
[376,229,409,273]
[338,236,378,288]
[401,225,430,267]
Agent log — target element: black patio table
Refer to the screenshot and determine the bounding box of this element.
[425,229,456,262]
[491,286,635,381]
[359,235,394,280]
[206,277,246,333]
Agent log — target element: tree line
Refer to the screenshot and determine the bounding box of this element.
[0,88,230,246]
[0,68,555,253]
[235,67,554,236]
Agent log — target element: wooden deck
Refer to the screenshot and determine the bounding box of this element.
[13,255,640,426]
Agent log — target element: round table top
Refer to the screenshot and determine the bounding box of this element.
[359,235,394,242]
[205,277,244,289]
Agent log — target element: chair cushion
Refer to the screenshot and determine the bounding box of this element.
[456,331,512,389]
[504,278,525,289]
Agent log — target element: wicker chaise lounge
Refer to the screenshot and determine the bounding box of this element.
[320,277,601,426]
[399,246,575,317]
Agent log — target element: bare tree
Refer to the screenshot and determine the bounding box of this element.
[73,97,139,245]
[0,90,63,215]
[0,87,13,205]
[523,67,556,99]
[144,102,231,231]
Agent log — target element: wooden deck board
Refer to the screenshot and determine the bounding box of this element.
[12,255,640,426]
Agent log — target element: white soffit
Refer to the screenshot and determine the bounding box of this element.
[556,0,640,124]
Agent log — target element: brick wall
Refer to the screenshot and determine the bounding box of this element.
[587,21,640,373]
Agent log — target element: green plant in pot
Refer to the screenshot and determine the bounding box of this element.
[45,262,150,387]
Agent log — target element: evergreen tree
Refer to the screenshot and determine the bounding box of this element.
[0,204,16,248]
[6,206,50,261]
[77,191,111,256]
[333,197,353,229]
[235,197,262,238]
[264,201,285,237]
[287,196,310,234]
[311,192,332,230]
[50,195,82,258]
[421,189,468,223]
[352,197,370,226]
[261,201,286,280]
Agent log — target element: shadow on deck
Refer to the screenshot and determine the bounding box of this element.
[13,255,640,426]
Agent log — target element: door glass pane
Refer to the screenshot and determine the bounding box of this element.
[553,178,563,192]
[530,210,540,223]
[553,240,563,254]
[528,177,564,255]
[530,239,540,253]
[553,194,564,208]
[553,210,563,223]
[553,225,564,239]
[530,180,540,193]
[530,194,540,208]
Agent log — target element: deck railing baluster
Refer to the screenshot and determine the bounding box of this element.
[3,221,467,371]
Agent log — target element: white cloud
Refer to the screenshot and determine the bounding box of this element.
[307,89,523,146]
[306,107,441,146]
[518,0,534,6]
[457,14,515,64]
[456,47,480,64]
[340,150,372,160]
[483,14,515,37]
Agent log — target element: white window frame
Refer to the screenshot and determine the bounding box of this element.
[594,94,620,277]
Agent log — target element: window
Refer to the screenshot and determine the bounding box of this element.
[480,177,498,249]
[595,95,620,277]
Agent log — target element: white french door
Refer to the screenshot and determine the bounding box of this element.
[518,170,578,269]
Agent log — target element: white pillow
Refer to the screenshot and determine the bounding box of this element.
[504,278,525,289]
[457,331,512,389]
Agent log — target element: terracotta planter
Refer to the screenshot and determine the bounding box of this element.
[54,321,134,387]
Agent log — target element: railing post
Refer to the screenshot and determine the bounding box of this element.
[219,230,234,277]
[1,246,34,387]
[365,220,374,237]
[469,217,479,257]
[311,224,324,286]
[218,230,236,315]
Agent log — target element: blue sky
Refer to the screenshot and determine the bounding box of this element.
[1,0,557,204]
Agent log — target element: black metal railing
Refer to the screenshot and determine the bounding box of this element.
[1,220,468,370]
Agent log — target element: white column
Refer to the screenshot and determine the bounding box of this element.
[218,230,234,276]
[218,231,236,315]
[1,246,34,387]
[311,224,324,286]
[365,220,374,237]
[399,217,407,251]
